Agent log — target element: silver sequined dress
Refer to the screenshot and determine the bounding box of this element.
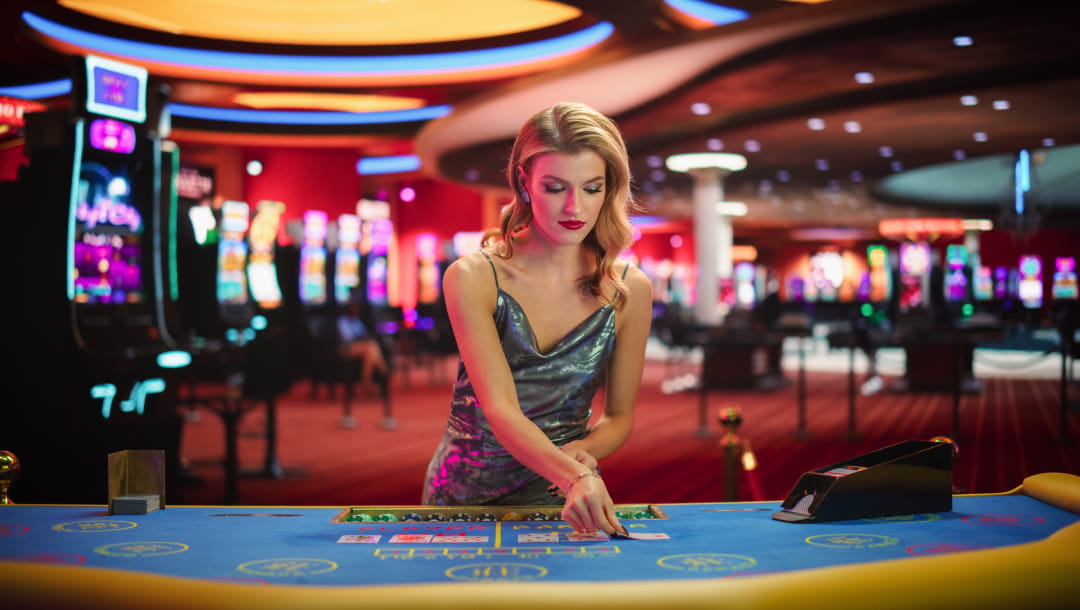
[422,254,620,506]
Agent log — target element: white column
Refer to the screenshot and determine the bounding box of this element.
[689,167,732,326]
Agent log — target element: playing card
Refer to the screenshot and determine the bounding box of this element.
[565,531,610,542]
[518,532,559,543]
[337,535,382,544]
[389,534,433,544]
[432,534,489,543]
[622,532,670,540]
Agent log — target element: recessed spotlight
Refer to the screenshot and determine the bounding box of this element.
[843,121,861,133]
[890,161,904,172]
[777,170,791,183]
[744,140,761,153]
[246,160,263,176]
[646,155,663,168]
[807,118,825,130]
[974,132,988,142]
[650,169,666,182]
[953,150,967,160]
[953,35,973,47]
[992,100,1010,110]
[464,168,479,182]
[691,102,711,116]
[854,72,874,84]
[707,138,724,151]
[960,95,978,106]
[1042,138,1056,147]
[815,159,829,171]
[850,170,863,182]
[879,146,893,158]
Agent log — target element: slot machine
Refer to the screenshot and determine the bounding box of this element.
[246,200,285,312]
[11,55,189,503]
[943,244,971,320]
[333,214,362,305]
[216,200,254,330]
[898,241,931,313]
[1017,255,1043,311]
[1052,257,1078,301]
[733,261,756,308]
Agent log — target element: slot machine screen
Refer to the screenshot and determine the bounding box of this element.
[974,266,993,301]
[247,200,284,309]
[416,232,441,306]
[217,201,249,307]
[898,242,930,311]
[1018,255,1043,309]
[334,214,361,304]
[866,245,891,303]
[365,218,392,306]
[944,244,968,302]
[82,55,148,124]
[71,160,146,305]
[299,210,329,306]
[1052,257,1077,300]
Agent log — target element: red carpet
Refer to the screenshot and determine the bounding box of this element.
[176,356,1079,507]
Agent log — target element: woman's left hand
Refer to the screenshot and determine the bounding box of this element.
[560,441,598,472]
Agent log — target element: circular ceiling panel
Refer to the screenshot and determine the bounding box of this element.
[58,0,582,45]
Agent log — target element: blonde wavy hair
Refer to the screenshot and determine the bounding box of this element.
[483,102,636,310]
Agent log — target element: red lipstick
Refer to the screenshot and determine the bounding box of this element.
[559,220,585,230]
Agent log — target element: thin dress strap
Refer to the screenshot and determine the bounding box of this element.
[479,250,500,292]
[621,262,630,279]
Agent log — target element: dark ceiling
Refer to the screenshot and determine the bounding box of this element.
[3,0,1079,245]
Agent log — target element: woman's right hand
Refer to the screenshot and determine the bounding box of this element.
[560,474,625,536]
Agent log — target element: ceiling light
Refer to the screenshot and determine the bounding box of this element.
[954,150,967,160]
[807,118,825,130]
[815,159,829,171]
[843,121,861,133]
[960,95,978,106]
[232,92,424,113]
[974,132,988,142]
[170,103,450,125]
[357,155,421,175]
[246,160,263,176]
[663,0,749,27]
[992,100,1010,110]
[854,72,874,84]
[890,161,903,172]
[851,170,863,182]
[56,0,583,46]
[690,102,711,115]
[650,169,667,182]
[879,146,893,158]
[953,35,973,47]
[0,78,71,99]
[646,155,664,168]
[744,140,760,153]
[666,152,747,173]
[1042,138,1056,147]
[706,138,724,151]
[715,201,748,216]
[23,11,614,86]
[777,170,791,183]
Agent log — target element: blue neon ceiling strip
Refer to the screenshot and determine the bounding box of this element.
[664,0,748,25]
[170,103,451,125]
[22,12,614,75]
[357,155,421,175]
[0,78,72,99]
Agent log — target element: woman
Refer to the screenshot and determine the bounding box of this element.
[422,102,652,536]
